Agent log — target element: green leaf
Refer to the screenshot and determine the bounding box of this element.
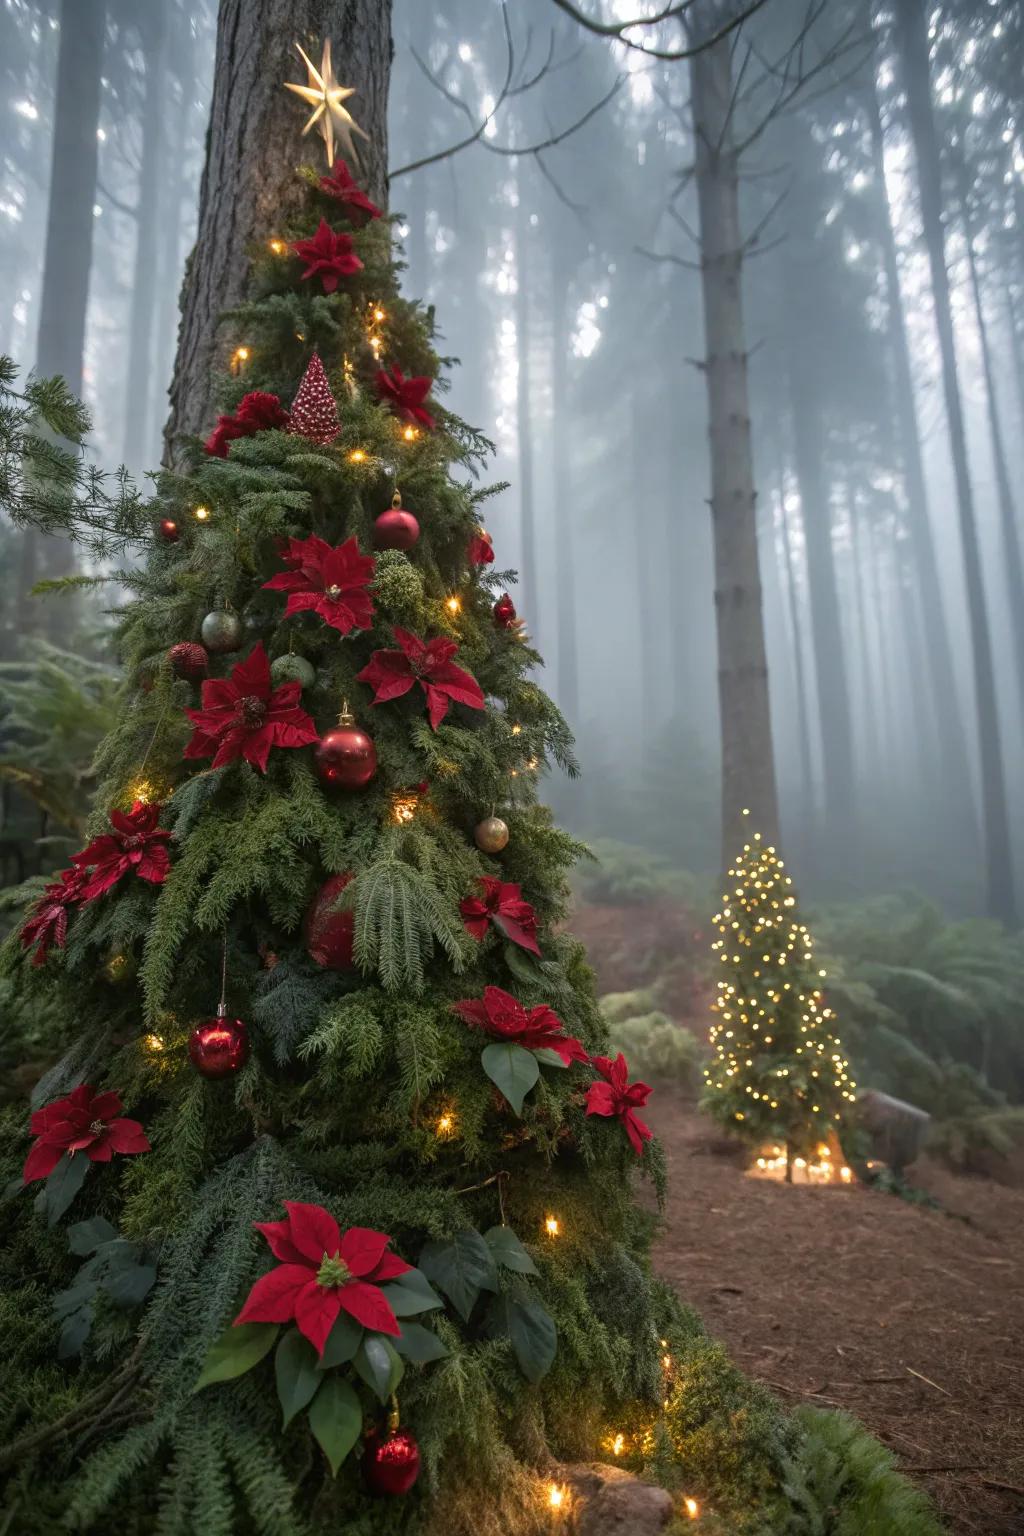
[484,1225,539,1276]
[480,1041,539,1115]
[379,1267,444,1317]
[68,1216,118,1255]
[394,1321,449,1363]
[104,1263,157,1308]
[419,1229,497,1322]
[354,1335,404,1404]
[45,1152,90,1225]
[533,1047,569,1070]
[192,1322,279,1393]
[57,1307,94,1359]
[275,1328,322,1428]
[53,1280,99,1319]
[318,1308,363,1367]
[488,1293,557,1383]
[308,1375,362,1477]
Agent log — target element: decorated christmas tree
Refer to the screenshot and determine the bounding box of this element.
[703,814,856,1181]
[0,47,930,1536]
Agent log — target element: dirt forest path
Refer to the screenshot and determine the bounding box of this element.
[648,1093,1024,1536]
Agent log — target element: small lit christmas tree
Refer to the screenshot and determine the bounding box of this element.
[703,814,856,1180]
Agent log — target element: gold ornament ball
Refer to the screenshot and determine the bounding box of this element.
[474,816,509,854]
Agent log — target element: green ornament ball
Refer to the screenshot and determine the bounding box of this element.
[270,653,316,690]
[200,608,243,654]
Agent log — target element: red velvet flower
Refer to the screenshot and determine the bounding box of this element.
[467,530,494,566]
[23,1084,150,1184]
[452,986,586,1065]
[375,367,436,430]
[20,866,88,966]
[183,642,318,773]
[356,627,484,731]
[71,801,171,902]
[319,157,381,221]
[460,878,540,955]
[205,391,290,457]
[585,1053,653,1156]
[263,534,375,636]
[235,1201,411,1357]
[292,218,363,293]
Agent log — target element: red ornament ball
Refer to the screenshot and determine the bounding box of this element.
[363,1426,421,1497]
[169,641,209,681]
[158,518,180,543]
[315,709,377,790]
[188,1007,250,1078]
[493,593,517,630]
[374,493,419,552]
[304,872,356,971]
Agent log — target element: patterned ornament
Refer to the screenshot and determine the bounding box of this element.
[270,653,316,691]
[158,518,180,543]
[315,704,377,790]
[363,1422,421,1497]
[200,608,243,654]
[373,491,420,552]
[493,594,516,630]
[288,353,340,444]
[304,872,357,970]
[169,642,209,681]
[474,816,509,854]
[188,1004,250,1079]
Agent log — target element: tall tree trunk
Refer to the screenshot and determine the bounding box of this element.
[690,32,779,863]
[895,0,1016,924]
[778,485,816,835]
[864,71,977,828]
[20,0,104,638]
[153,7,194,442]
[846,492,881,781]
[515,173,538,626]
[784,335,857,848]
[164,0,393,463]
[550,232,579,723]
[122,2,167,473]
[961,190,1024,723]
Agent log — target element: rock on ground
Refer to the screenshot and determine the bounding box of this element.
[559,1463,674,1534]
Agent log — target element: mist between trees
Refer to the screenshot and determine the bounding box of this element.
[2,0,1024,925]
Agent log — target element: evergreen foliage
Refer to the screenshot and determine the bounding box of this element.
[0,158,933,1536]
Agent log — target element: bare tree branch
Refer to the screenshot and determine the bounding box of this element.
[547,0,769,60]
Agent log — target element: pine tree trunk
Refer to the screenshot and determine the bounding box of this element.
[895,0,1016,925]
[153,10,194,441]
[847,493,880,779]
[164,0,393,464]
[778,486,817,836]
[962,193,1024,723]
[690,32,779,865]
[864,71,978,830]
[20,0,104,638]
[515,176,538,625]
[122,3,167,474]
[550,234,579,723]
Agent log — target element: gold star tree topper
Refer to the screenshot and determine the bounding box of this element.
[284,39,368,169]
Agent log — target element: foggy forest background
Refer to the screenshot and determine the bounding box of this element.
[3,0,1024,931]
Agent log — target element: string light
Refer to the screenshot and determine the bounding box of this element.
[402,425,418,442]
[511,723,522,736]
[445,595,462,615]
[547,1484,565,1511]
[268,238,286,255]
[128,778,159,805]
[610,1433,625,1456]
[348,449,367,464]
[229,345,250,375]
[684,1497,700,1519]
[391,792,419,825]
[435,1110,456,1139]
[143,1033,165,1053]
[544,1215,561,1238]
[193,505,210,522]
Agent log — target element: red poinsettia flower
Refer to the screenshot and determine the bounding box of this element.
[319,157,381,221]
[452,986,587,1065]
[235,1201,411,1357]
[585,1053,653,1156]
[375,367,436,430]
[467,530,494,567]
[356,627,484,731]
[23,1084,150,1184]
[262,534,375,636]
[71,800,171,902]
[20,865,88,966]
[460,877,540,955]
[183,642,318,773]
[205,390,290,457]
[292,218,363,293]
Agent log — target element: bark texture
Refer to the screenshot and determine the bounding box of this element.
[691,33,780,866]
[164,0,393,464]
[122,2,166,472]
[896,0,1016,924]
[515,175,538,625]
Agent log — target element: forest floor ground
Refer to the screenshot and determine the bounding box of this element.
[646,1091,1024,1536]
